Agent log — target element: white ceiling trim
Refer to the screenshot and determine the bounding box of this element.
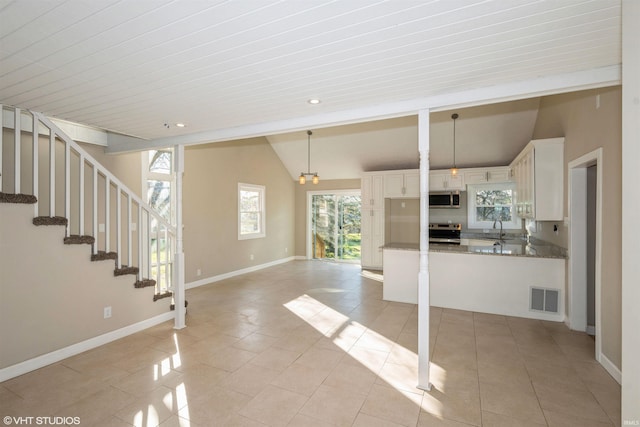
[107,64,620,153]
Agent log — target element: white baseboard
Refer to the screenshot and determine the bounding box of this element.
[186,256,296,290]
[0,312,174,383]
[599,352,622,385]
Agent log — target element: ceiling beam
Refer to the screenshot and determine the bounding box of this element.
[106,65,620,154]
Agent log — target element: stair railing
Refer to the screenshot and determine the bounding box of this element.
[1,105,175,298]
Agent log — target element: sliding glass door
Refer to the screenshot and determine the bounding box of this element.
[310,192,361,262]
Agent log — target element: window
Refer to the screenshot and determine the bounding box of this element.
[144,150,174,223]
[467,182,520,229]
[238,183,265,239]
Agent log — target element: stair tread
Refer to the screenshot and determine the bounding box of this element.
[64,235,95,245]
[134,278,156,288]
[114,265,139,276]
[91,251,118,261]
[33,216,68,226]
[0,192,37,204]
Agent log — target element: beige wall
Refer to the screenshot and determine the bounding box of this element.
[183,138,295,283]
[0,203,168,369]
[531,86,622,369]
[294,179,361,257]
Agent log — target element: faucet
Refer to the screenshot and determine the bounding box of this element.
[493,219,504,243]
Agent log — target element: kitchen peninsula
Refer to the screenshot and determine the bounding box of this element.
[382,238,566,321]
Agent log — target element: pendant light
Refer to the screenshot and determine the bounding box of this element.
[299,130,319,185]
[450,113,459,176]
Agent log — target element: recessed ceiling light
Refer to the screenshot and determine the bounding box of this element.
[307,99,321,105]
[175,123,186,128]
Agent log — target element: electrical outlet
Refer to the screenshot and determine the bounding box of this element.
[285,247,288,253]
[98,223,105,233]
[250,254,254,261]
[104,306,112,319]
[196,268,201,276]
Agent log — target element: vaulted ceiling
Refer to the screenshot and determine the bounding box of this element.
[0,0,622,178]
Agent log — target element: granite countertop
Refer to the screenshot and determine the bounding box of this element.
[382,236,567,259]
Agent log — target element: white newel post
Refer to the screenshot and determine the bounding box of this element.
[173,144,186,330]
[417,108,431,391]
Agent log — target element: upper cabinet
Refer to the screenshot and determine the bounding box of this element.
[383,170,420,198]
[429,170,464,191]
[361,173,385,209]
[510,138,564,221]
[463,166,512,184]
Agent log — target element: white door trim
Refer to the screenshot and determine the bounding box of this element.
[567,147,603,363]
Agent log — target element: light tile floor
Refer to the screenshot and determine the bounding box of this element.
[0,261,620,426]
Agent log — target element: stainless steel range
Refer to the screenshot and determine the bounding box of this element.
[429,223,462,244]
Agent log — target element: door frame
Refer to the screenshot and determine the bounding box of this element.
[306,189,361,260]
[567,147,603,362]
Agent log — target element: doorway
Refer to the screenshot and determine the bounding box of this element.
[307,191,361,262]
[568,148,602,361]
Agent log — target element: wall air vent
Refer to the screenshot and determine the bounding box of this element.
[530,287,560,313]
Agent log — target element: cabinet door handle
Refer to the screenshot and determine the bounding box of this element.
[370,210,374,217]
[485,172,489,181]
[402,187,406,195]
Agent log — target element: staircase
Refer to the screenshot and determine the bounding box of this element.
[0,105,175,304]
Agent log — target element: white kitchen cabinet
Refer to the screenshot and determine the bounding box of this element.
[361,208,384,269]
[384,170,420,198]
[510,138,564,221]
[361,172,386,269]
[361,173,384,209]
[464,166,512,185]
[429,170,464,191]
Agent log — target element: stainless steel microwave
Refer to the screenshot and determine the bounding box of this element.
[429,191,461,208]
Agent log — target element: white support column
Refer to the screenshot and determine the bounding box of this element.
[622,0,640,423]
[14,108,21,194]
[417,108,431,391]
[173,144,186,330]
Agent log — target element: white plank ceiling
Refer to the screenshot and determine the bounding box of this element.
[0,0,622,178]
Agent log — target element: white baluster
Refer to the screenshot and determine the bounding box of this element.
[93,167,98,255]
[105,177,110,253]
[64,141,70,236]
[14,108,21,194]
[49,131,55,217]
[79,154,85,236]
[127,194,132,268]
[116,185,121,269]
[32,112,38,217]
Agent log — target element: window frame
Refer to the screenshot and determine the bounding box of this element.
[238,183,266,240]
[466,182,520,230]
[142,149,175,224]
